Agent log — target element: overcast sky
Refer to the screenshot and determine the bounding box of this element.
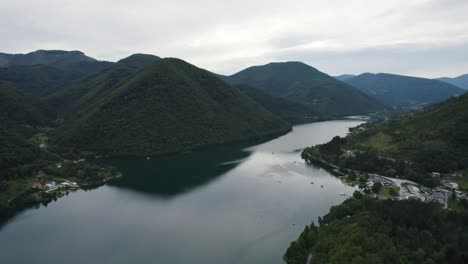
[1,0,468,77]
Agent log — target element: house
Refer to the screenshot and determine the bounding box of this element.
[444,182,459,190]
[431,172,441,177]
[32,182,42,189]
[426,189,447,207]
[56,163,62,168]
[45,180,56,188]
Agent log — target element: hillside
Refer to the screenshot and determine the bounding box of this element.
[227,62,383,116]
[285,196,468,264]
[437,74,468,90]
[344,73,465,108]
[333,74,356,81]
[302,92,468,186]
[117,53,161,69]
[45,54,162,117]
[0,50,95,68]
[0,81,48,127]
[236,84,320,124]
[0,50,113,97]
[57,58,291,155]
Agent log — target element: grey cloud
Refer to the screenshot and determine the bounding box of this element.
[0,0,467,78]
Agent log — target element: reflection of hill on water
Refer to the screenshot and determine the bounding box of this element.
[103,143,254,198]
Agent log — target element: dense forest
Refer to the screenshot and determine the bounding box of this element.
[236,84,322,124]
[344,73,465,108]
[225,61,383,116]
[56,58,291,155]
[284,195,468,264]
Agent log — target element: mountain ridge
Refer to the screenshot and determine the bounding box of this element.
[226,61,384,117]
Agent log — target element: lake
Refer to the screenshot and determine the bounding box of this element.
[0,120,363,264]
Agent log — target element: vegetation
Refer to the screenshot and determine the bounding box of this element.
[344,73,465,108]
[284,195,468,264]
[56,58,291,155]
[437,74,468,90]
[0,50,112,97]
[236,84,322,124]
[117,53,161,69]
[0,81,49,126]
[226,61,383,116]
[302,92,468,186]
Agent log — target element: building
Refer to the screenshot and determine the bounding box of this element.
[426,189,447,208]
[32,182,42,189]
[45,180,56,188]
[444,182,459,190]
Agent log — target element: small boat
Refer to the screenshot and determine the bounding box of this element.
[146,156,150,160]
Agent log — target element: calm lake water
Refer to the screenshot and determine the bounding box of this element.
[0,120,363,264]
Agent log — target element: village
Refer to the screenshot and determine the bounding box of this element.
[306,147,468,210]
[343,171,468,209]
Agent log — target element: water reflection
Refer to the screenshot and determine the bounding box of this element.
[104,143,253,197]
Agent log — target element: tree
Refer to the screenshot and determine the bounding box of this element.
[372,182,382,194]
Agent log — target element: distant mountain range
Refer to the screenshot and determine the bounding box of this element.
[436,74,468,90]
[225,62,383,117]
[0,50,113,97]
[342,73,465,108]
[333,74,356,81]
[2,49,465,157]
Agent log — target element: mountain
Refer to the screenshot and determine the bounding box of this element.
[334,74,356,81]
[0,50,96,68]
[349,92,468,172]
[226,62,383,117]
[236,84,320,124]
[0,50,113,97]
[344,73,465,108]
[0,64,68,97]
[0,81,48,127]
[117,53,161,69]
[45,54,163,117]
[57,58,291,155]
[437,74,468,90]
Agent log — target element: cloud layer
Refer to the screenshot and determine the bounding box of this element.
[1,0,468,77]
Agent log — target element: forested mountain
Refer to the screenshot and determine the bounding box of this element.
[45,67,134,117]
[226,62,383,116]
[236,84,320,124]
[44,53,162,116]
[437,74,468,90]
[0,50,96,68]
[0,81,48,127]
[344,73,465,108]
[0,50,113,97]
[117,53,161,69]
[333,74,356,81]
[302,92,468,186]
[57,58,291,155]
[349,92,468,172]
[285,195,468,264]
[0,65,68,97]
